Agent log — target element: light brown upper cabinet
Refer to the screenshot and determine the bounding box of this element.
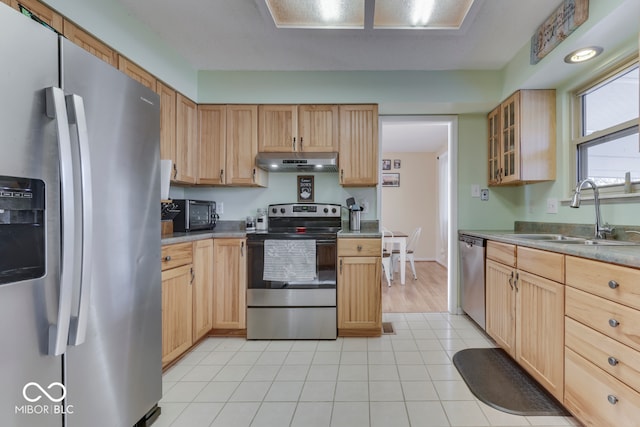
[10,0,63,33]
[226,105,267,186]
[63,20,117,67]
[199,105,267,187]
[258,104,338,153]
[487,89,556,186]
[117,55,157,93]
[198,105,227,185]
[158,82,177,179]
[338,104,379,187]
[175,93,198,184]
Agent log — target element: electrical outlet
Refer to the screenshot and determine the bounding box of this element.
[361,200,369,214]
[546,198,558,214]
[480,189,489,201]
[471,184,480,198]
[217,201,224,214]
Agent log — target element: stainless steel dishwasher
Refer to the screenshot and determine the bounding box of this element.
[458,234,486,330]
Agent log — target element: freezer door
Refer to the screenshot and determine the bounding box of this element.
[61,39,162,427]
[0,4,64,426]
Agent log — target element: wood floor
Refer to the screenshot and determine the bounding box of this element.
[382,261,448,313]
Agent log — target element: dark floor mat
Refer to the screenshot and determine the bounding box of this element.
[452,348,569,416]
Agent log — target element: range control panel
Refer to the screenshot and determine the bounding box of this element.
[268,203,341,218]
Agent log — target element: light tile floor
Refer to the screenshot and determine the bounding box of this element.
[155,313,580,427]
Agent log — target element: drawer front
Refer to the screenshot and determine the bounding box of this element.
[338,238,381,257]
[566,317,640,394]
[517,246,564,283]
[566,287,640,352]
[565,348,640,427]
[566,256,640,311]
[486,241,515,267]
[161,242,193,271]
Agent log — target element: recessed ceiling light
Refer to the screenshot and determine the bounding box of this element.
[265,0,365,29]
[564,46,603,64]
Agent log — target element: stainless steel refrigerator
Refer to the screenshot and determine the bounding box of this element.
[0,4,162,426]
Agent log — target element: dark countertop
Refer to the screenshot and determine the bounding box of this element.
[162,221,246,245]
[459,229,640,269]
[162,219,383,244]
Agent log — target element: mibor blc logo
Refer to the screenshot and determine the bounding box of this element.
[15,382,74,415]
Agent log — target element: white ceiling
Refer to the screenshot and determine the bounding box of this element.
[117,0,563,71]
[381,120,448,153]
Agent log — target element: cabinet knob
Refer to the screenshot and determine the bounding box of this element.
[163,255,172,262]
[608,280,619,289]
[608,356,619,366]
[608,318,620,328]
[357,245,363,251]
[607,395,619,405]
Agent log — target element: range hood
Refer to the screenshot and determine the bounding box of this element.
[256,152,338,172]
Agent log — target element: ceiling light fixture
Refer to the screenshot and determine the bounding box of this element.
[264,0,364,29]
[412,0,435,26]
[564,46,603,64]
[374,0,474,29]
[319,0,341,22]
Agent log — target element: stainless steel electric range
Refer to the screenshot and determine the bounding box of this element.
[246,203,342,340]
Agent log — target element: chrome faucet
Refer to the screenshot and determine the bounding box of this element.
[570,179,613,239]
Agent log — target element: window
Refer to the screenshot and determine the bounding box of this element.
[573,60,639,188]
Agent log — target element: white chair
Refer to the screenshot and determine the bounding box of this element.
[391,227,422,280]
[381,229,394,286]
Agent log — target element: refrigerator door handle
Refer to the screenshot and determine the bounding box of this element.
[45,87,75,356]
[66,94,93,347]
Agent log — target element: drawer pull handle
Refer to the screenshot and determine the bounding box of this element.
[609,319,620,328]
[607,395,618,405]
[163,255,172,262]
[608,280,619,289]
[357,245,363,251]
[608,356,619,366]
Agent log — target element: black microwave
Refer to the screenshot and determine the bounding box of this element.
[172,199,218,232]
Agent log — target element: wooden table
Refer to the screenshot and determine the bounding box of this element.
[387,231,408,285]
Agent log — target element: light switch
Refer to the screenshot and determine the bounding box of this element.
[546,198,558,214]
[471,184,480,198]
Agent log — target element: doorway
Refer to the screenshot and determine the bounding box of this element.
[378,115,458,314]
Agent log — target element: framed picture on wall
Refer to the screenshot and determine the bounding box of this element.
[393,159,401,169]
[382,173,400,187]
[297,175,314,202]
[382,159,391,170]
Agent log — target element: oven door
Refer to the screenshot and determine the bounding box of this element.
[246,235,337,339]
[247,236,337,292]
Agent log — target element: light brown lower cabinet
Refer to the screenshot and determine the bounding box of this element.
[212,238,247,331]
[161,264,193,367]
[337,238,381,337]
[192,239,214,341]
[564,255,640,425]
[565,348,640,427]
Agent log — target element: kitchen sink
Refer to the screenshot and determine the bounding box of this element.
[507,233,640,246]
[506,233,583,241]
[544,239,640,246]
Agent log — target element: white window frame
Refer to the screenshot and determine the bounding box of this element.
[570,55,640,199]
